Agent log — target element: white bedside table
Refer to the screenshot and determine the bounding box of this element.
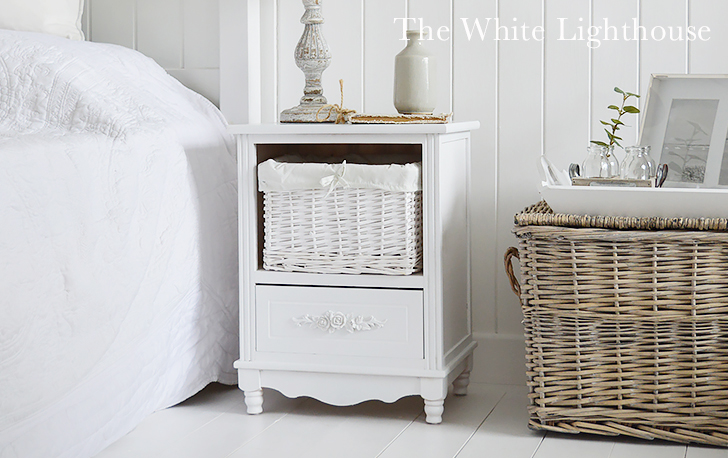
[230,122,479,424]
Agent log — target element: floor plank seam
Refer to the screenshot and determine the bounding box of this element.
[373,409,424,458]
[606,440,617,458]
[96,384,728,458]
[221,398,311,458]
[187,397,247,436]
[529,432,548,458]
[452,390,508,458]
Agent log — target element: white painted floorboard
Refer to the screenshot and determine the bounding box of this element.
[456,387,545,458]
[94,383,728,458]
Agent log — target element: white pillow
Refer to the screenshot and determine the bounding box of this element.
[0,0,84,40]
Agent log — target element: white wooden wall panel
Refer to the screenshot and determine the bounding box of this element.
[639,0,687,113]
[87,0,222,106]
[453,0,497,334]
[690,0,728,74]
[277,0,304,116]
[320,0,364,113]
[88,0,134,48]
[183,0,219,69]
[168,69,220,105]
[495,0,543,335]
[544,0,590,175]
[591,0,640,152]
[82,0,90,39]
[363,0,406,114]
[220,0,259,121]
[409,0,453,115]
[260,0,278,122]
[136,0,183,69]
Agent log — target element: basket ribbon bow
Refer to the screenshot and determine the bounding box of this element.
[320,161,349,198]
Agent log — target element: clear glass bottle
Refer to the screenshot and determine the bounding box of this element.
[582,144,619,178]
[644,146,656,177]
[620,146,654,180]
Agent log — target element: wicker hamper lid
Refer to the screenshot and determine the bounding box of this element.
[515,200,728,231]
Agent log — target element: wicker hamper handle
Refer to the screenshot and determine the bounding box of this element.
[504,247,521,296]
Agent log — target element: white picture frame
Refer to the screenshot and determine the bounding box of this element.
[639,74,728,188]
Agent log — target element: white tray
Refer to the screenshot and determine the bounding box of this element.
[538,181,728,219]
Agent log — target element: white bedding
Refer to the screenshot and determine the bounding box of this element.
[0,30,238,458]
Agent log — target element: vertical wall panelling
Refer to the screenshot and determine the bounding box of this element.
[260,0,278,122]
[454,0,498,334]
[687,0,691,74]
[277,0,303,116]
[172,0,221,107]
[167,68,221,107]
[636,0,641,135]
[543,0,590,169]
[317,0,364,114]
[408,0,453,115]
[82,0,91,39]
[638,0,687,115]
[496,0,543,335]
[88,0,135,49]
[89,0,224,108]
[183,0,219,69]
[690,0,728,74]
[363,0,408,114]
[591,0,640,156]
[541,0,545,157]
[220,0,260,122]
[136,0,184,69]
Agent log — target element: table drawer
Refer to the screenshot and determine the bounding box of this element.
[255,285,424,359]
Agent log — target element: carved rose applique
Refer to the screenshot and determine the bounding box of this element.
[293,310,386,334]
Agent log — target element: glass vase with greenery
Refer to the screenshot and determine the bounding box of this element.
[582,87,640,178]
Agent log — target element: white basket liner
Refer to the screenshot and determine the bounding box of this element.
[258,159,422,193]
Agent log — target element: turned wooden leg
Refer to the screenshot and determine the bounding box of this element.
[244,389,263,415]
[453,353,474,396]
[421,377,448,424]
[453,368,471,396]
[424,398,445,424]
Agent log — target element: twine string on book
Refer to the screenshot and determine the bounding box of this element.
[316,79,356,124]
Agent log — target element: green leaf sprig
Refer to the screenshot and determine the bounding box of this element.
[592,87,640,149]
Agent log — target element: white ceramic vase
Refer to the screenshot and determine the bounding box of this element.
[394,30,436,115]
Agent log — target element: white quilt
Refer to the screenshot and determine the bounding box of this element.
[0,30,238,458]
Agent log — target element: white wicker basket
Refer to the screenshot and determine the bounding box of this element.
[260,162,423,275]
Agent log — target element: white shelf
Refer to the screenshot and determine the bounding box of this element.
[254,269,425,289]
[228,121,480,136]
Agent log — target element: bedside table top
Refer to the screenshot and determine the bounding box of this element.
[227,121,480,136]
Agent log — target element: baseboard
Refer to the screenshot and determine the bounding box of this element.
[470,332,527,385]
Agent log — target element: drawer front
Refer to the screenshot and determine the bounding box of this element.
[255,285,424,359]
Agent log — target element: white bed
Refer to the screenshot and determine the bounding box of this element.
[0,28,238,458]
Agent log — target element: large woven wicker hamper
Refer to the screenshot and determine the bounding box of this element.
[258,159,423,275]
[506,201,728,447]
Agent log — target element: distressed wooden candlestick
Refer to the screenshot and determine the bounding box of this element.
[280,0,333,123]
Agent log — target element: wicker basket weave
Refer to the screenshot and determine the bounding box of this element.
[263,187,422,275]
[506,201,728,446]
